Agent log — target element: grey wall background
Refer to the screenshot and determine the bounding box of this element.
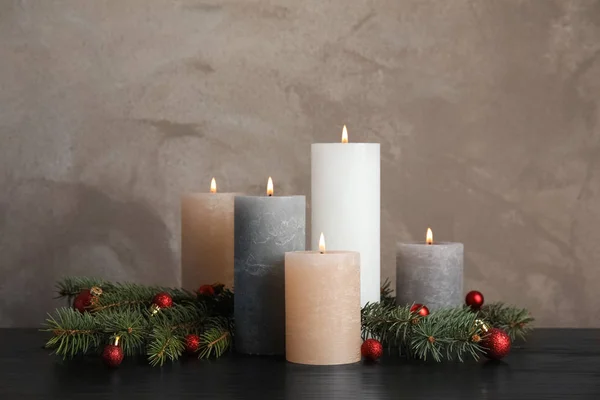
[1,0,599,327]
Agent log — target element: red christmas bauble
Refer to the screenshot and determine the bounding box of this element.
[361,339,383,361]
[482,328,511,360]
[197,285,215,297]
[102,344,124,367]
[410,303,430,317]
[184,334,201,353]
[466,290,485,309]
[152,292,173,309]
[73,289,92,313]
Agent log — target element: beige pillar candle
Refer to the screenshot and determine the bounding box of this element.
[285,234,361,365]
[181,178,238,291]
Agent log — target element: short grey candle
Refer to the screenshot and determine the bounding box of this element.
[234,192,305,355]
[396,231,463,311]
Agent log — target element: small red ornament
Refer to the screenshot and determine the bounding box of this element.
[466,290,485,309]
[152,292,173,309]
[410,303,430,317]
[197,285,215,297]
[361,339,383,361]
[184,334,201,353]
[73,289,92,313]
[482,328,511,360]
[73,287,103,313]
[102,337,124,367]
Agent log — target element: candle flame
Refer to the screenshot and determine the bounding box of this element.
[210,177,217,193]
[426,228,433,245]
[319,232,326,253]
[341,125,348,143]
[267,177,274,196]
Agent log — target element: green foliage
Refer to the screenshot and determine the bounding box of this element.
[198,318,232,359]
[379,278,395,305]
[362,301,534,362]
[44,276,534,366]
[478,302,534,340]
[147,326,185,367]
[43,307,102,358]
[43,277,232,366]
[410,307,483,362]
[95,310,148,356]
[55,277,115,300]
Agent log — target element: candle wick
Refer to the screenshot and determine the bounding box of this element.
[268,194,272,197]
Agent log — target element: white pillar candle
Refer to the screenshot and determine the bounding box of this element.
[181,178,238,291]
[311,126,380,306]
[285,233,361,365]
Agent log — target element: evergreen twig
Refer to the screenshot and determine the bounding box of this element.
[95,310,148,356]
[380,278,395,305]
[197,316,232,358]
[44,278,234,365]
[44,277,533,366]
[147,326,185,367]
[42,307,102,358]
[478,302,534,340]
[362,301,534,362]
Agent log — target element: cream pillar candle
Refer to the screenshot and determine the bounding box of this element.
[311,126,380,306]
[285,234,361,365]
[181,178,238,291]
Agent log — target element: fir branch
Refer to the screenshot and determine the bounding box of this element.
[363,304,487,362]
[46,277,533,366]
[152,303,208,332]
[479,302,534,340]
[147,326,185,367]
[55,277,195,304]
[55,277,115,299]
[91,285,195,313]
[42,308,103,358]
[145,304,211,366]
[410,308,483,362]
[198,318,232,359]
[115,282,194,304]
[363,301,532,362]
[361,302,414,344]
[379,278,395,305]
[95,310,148,356]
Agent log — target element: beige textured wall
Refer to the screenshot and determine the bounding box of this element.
[1,0,599,327]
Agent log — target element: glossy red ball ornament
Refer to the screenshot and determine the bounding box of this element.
[184,334,201,353]
[482,328,511,360]
[410,303,430,317]
[197,285,215,297]
[466,290,485,309]
[73,289,92,313]
[152,292,173,309]
[102,344,124,367]
[361,339,383,361]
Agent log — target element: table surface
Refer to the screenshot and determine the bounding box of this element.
[0,329,599,399]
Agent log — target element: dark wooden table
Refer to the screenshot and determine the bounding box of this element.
[0,329,599,399]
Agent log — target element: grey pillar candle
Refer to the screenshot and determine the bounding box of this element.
[396,233,463,311]
[234,193,305,355]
